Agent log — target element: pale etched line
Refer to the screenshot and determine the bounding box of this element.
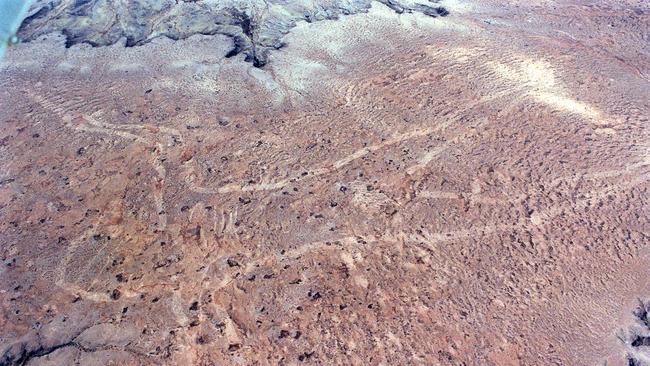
[334,127,433,169]
[186,127,436,194]
[416,191,463,200]
[210,179,292,194]
[27,91,66,120]
[187,84,520,194]
[90,112,183,139]
[206,236,362,294]
[225,210,237,235]
[186,201,218,252]
[278,236,361,260]
[212,208,220,234]
[547,157,650,188]
[26,90,188,299]
[170,292,190,326]
[28,90,147,142]
[188,201,201,223]
[82,240,111,291]
[413,220,529,245]
[424,174,649,246]
[190,81,519,194]
[416,158,649,206]
[74,124,146,142]
[72,120,171,230]
[405,119,481,176]
[417,190,527,205]
[59,285,112,303]
[530,172,650,226]
[188,115,472,194]
[29,90,182,143]
[207,173,648,296]
[81,114,150,143]
[345,173,649,254]
[51,239,149,302]
[53,225,126,302]
[532,91,601,121]
[271,173,648,273]
[152,142,168,230]
[405,89,521,175]
[219,210,228,234]
[76,115,181,232]
[54,228,95,287]
[406,145,450,175]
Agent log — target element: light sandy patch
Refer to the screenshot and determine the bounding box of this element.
[532,91,601,119]
[272,56,329,94]
[490,58,614,125]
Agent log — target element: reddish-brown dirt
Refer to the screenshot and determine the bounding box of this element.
[0,1,649,365]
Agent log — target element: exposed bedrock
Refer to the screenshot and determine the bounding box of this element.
[18,0,449,67]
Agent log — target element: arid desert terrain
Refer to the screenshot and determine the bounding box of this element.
[0,0,649,365]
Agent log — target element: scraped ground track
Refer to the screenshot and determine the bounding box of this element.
[0,1,649,365]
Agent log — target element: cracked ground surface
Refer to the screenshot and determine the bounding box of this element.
[1,0,650,365]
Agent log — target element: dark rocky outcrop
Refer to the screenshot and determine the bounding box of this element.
[18,0,449,67]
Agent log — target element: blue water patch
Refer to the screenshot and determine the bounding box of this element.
[0,0,33,58]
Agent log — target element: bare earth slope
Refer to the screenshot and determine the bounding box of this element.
[1,0,649,365]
